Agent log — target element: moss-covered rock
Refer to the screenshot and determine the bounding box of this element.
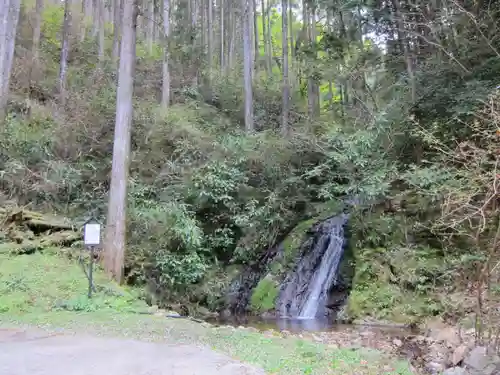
[345,207,448,323]
[249,274,279,313]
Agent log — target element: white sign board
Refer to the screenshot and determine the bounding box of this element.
[84,223,101,246]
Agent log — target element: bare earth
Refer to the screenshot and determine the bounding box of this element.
[0,328,266,375]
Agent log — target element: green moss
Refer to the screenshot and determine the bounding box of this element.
[346,209,448,323]
[250,275,279,313]
[282,219,315,264]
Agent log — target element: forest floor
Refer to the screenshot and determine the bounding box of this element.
[0,251,414,375]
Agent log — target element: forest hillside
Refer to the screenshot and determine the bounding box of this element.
[0,0,499,328]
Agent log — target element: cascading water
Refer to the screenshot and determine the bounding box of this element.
[277,214,349,319]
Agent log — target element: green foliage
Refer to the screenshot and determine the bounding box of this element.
[250,275,279,313]
[5,0,500,322]
[40,4,64,48]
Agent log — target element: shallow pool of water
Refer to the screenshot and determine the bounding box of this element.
[205,315,418,335]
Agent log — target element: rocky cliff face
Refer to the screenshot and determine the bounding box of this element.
[224,213,354,318]
[276,214,352,318]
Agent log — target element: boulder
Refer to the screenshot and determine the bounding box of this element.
[450,344,468,366]
[443,367,468,375]
[464,346,500,374]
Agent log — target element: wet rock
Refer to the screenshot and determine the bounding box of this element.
[432,327,461,347]
[196,306,218,319]
[464,346,500,373]
[443,367,468,375]
[392,338,403,347]
[426,361,446,374]
[277,215,350,318]
[450,345,468,366]
[260,311,275,319]
[165,310,181,318]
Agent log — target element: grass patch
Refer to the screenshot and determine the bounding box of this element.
[0,250,143,313]
[0,251,414,374]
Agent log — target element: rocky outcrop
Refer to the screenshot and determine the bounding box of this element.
[225,243,283,314]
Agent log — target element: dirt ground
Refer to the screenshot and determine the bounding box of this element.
[0,327,266,375]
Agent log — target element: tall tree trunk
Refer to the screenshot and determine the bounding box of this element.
[112,0,122,63]
[0,0,22,118]
[161,0,170,107]
[289,3,294,64]
[146,0,154,54]
[98,0,105,64]
[219,0,224,71]
[310,6,319,116]
[207,0,213,76]
[260,0,270,76]
[92,0,98,37]
[305,3,314,120]
[227,4,235,71]
[32,0,44,62]
[59,0,72,108]
[104,0,140,283]
[84,0,93,39]
[265,0,272,68]
[252,0,258,68]
[391,0,415,102]
[242,0,253,132]
[281,0,289,135]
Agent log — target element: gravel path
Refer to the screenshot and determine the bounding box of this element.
[0,327,266,375]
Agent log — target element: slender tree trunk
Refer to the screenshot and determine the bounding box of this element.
[281,0,289,135]
[207,0,213,76]
[59,0,72,108]
[146,0,154,54]
[32,0,44,62]
[92,0,98,37]
[242,0,253,132]
[289,3,294,61]
[154,1,160,41]
[227,5,235,71]
[392,0,415,102]
[305,3,314,120]
[219,0,224,71]
[265,0,272,68]
[98,0,105,64]
[0,0,22,118]
[105,0,140,283]
[252,0,258,68]
[260,0,270,76]
[83,0,93,39]
[327,9,333,108]
[161,0,170,107]
[112,0,122,63]
[310,6,319,116]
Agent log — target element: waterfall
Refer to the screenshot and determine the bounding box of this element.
[277,214,348,319]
